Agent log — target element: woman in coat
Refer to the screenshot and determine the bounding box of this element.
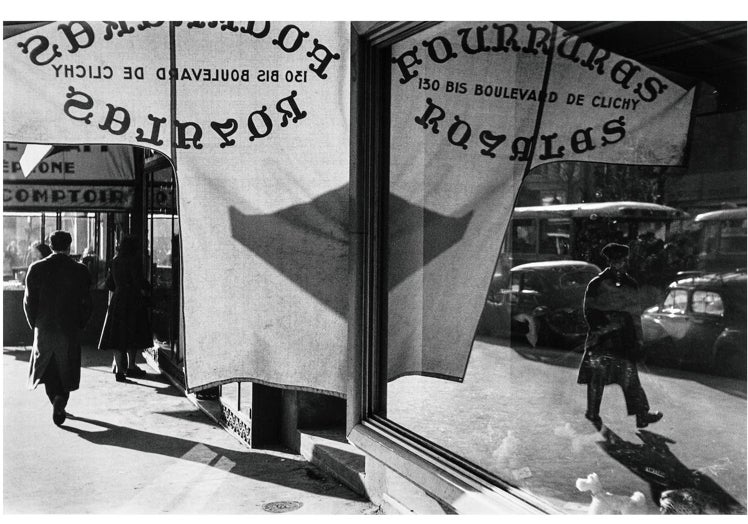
[577,242,663,430]
[98,235,152,381]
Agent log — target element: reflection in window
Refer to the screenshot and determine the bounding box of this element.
[662,289,688,314]
[692,291,724,316]
[522,272,544,293]
[539,218,571,256]
[701,223,721,254]
[720,220,747,254]
[382,21,745,517]
[513,219,537,253]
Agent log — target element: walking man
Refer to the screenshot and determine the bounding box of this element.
[577,242,663,430]
[24,230,92,426]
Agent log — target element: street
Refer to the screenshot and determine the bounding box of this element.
[2,345,377,514]
[388,335,747,514]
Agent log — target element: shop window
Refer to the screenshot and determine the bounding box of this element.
[3,211,114,290]
[149,214,178,288]
[361,21,746,516]
[3,213,43,283]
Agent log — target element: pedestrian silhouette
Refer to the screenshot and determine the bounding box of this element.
[98,235,152,381]
[577,242,663,430]
[23,230,93,426]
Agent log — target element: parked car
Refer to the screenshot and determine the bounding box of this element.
[476,260,600,349]
[641,271,747,378]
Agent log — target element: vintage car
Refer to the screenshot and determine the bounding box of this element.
[641,271,747,377]
[476,260,600,349]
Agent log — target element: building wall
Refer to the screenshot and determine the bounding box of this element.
[666,110,747,213]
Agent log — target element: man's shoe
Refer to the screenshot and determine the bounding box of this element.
[126,366,147,378]
[115,372,126,382]
[636,411,663,428]
[52,396,66,426]
[585,412,603,430]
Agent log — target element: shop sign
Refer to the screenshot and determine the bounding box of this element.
[2,21,695,392]
[3,142,134,181]
[3,183,135,210]
[4,21,351,396]
[386,22,695,381]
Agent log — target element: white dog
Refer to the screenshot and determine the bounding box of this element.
[576,472,647,514]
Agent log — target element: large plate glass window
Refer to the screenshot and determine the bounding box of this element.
[368,21,746,515]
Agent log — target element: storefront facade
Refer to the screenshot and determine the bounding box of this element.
[3,20,746,515]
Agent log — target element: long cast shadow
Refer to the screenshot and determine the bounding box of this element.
[597,425,745,514]
[3,347,31,362]
[60,415,366,502]
[229,185,473,317]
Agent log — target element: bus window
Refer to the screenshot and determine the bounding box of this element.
[637,221,668,241]
[700,222,722,254]
[539,218,571,257]
[720,219,747,254]
[512,219,536,253]
[694,208,747,273]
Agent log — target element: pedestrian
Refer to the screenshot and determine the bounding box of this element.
[98,234,152,381]
[25,241,52,265]
[23,230,93,426]
[577,242,663,430]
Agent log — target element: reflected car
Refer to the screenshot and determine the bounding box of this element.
[476,260,600,349]
[641,271,747,377]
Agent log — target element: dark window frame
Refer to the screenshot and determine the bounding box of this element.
[351,21,551,512]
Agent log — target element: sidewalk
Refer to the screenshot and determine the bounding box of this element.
[2,344,379,514]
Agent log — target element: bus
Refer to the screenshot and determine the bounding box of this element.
[693,207,747,273]
[499,201,688,272]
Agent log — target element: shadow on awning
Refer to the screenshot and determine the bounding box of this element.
[228,185,474,316]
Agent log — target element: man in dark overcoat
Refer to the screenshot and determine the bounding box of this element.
[24,230,92,426]
[577,242,663,430]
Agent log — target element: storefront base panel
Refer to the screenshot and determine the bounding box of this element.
[298,429,367,497]
[348,423,548,515]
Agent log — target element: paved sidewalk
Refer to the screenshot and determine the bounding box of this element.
[3,345,378,514]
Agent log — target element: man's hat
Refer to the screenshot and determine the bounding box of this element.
[601,242,629,261]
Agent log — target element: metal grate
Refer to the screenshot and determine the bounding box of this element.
[262,501,303,513]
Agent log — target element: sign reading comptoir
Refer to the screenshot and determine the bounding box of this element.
[3,183,135,210]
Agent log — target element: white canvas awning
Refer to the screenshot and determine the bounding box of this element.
[4,21,694,395]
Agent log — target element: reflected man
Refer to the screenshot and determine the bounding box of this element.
[577,242,663,430]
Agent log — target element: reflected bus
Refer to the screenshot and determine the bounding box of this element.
[694,207,747,274]
[500,201,688,271]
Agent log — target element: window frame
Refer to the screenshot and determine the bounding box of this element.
[347,21,554,514]
[662,288,689,314]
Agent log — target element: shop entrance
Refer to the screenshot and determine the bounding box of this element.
[142,150,182,382]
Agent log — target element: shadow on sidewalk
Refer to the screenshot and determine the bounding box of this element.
[3,347,31,362]
[60,414,366,502]
[597,425,745,514]
[155,409,222,426]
